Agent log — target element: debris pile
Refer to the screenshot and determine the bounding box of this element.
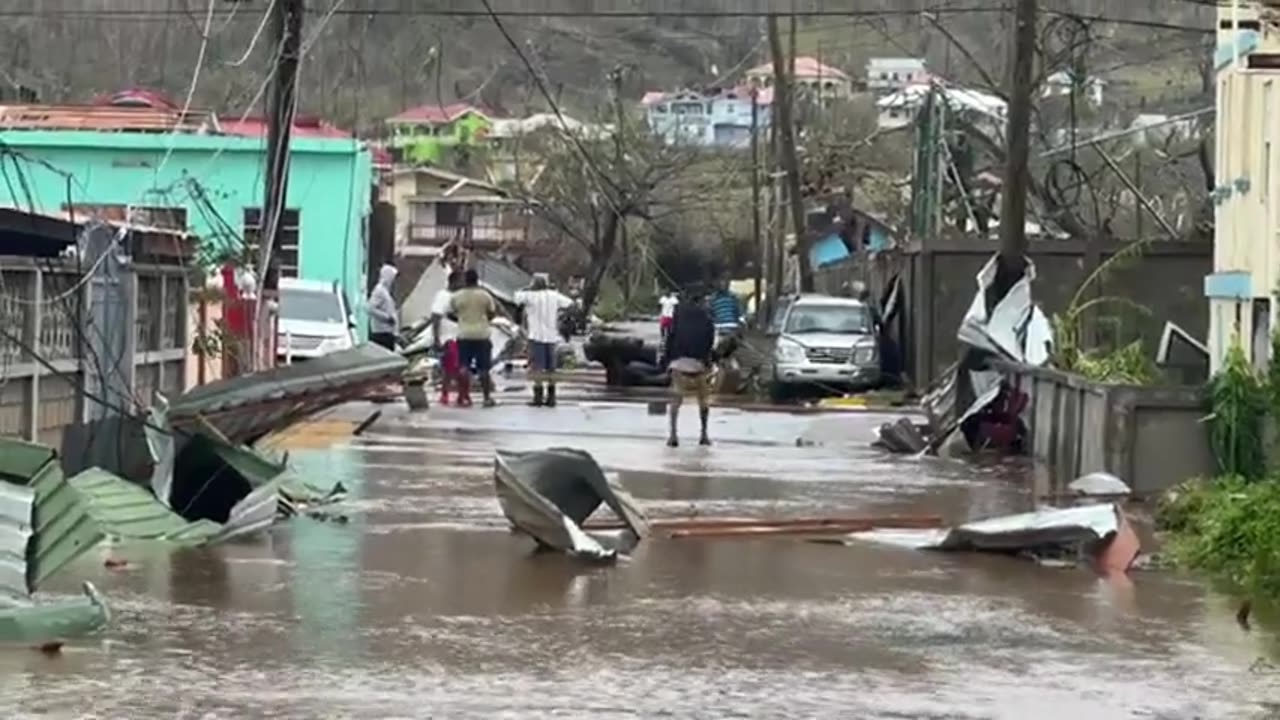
[876,254,1052,456]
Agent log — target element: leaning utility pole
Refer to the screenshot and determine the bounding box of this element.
[996,0,1037,287]
[255,0,304,369]
[767,14,813,294]
[750,87,763,327]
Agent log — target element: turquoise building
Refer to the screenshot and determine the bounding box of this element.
[0,128,374,333]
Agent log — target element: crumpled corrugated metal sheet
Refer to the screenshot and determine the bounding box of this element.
[0,481,35,602]
[66,469,226,545]
[0,582,109,647]
[166,343,407,445]
[494,448,649,561]
[0,438,106,596]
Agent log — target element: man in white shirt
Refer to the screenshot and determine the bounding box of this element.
[658,291,679,352]
[430,270,463,405]
[515,273,574,407]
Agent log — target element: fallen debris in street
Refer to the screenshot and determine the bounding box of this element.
[826,503,1140,575]
[494,448,649,562]
[873,417,929,454]
[165,343,408,444]
[1068,472,1132,497]
[584,514,943,539]
[875,254,1052,456]
[0,440,110,648]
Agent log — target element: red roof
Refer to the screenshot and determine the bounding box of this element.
[386,102,492,125]
[0,104,215,133]
[91,87,179,110]
[218,114,354,139]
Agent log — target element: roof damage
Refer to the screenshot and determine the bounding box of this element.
[494,449,649,561]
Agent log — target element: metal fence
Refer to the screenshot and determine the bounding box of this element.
[0,258,189,448]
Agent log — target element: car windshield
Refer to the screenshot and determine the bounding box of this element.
[785,304,871,334]
[280,288,344,324]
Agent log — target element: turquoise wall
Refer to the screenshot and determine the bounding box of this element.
[0,130,373,335]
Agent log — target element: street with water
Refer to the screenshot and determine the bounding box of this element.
[4,388,1280,719]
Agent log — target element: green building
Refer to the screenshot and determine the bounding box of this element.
[0,116,374,333]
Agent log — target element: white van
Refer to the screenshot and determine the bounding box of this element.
[277,278,356,361]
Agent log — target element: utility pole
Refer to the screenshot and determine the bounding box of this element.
[608,66,630,308]
[767,14,813,294]
[750,88,763,327]
[255,0,304,369]
[996,0,1037,289]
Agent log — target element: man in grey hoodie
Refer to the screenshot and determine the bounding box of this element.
[368,264,399,350]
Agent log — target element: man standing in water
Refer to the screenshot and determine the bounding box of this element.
[450,269,498,407]
[662,288,716,447]
[367,264,399,350]
[515,273,574,407]
[430,270,463,405]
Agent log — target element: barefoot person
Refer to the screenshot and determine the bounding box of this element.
[662,289,716,447]
[430,270,463,404]
[450,269,498,407]
[515,273,573,407]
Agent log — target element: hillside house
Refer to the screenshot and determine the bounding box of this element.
[386,103,495,165]
[877,83,1007,140]
[642,86,772,148]
[383,166,530,258]
[866,58,928,94]
[1042,71,1106,106]
[745,56,852,99]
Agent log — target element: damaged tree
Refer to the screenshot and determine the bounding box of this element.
[994,0,1038,297]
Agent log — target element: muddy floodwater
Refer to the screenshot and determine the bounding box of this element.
[5,400,1280,719]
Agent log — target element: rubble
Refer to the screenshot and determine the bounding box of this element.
[829,503,1140,575]
[494,448,649,561]
[876,254,1052,455]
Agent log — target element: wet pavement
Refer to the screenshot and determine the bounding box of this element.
[6,397,1280,719]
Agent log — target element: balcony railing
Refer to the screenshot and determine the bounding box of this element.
[406,223,528,247]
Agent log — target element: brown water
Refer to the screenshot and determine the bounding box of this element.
[5,400,1280,719]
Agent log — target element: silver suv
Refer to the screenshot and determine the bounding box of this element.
[766,294,880,400]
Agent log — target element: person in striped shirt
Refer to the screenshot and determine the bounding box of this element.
[709,279,742,328]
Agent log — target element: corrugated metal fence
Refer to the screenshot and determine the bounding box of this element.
[0,258,189,448]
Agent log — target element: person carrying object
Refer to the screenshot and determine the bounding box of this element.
[368,264,399,351]
[449,268,498,407]
[515,273,574,407]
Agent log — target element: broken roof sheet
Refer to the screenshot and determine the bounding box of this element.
[0,439,106,597]
[66,469,225,545]
[494,448,649,561]
[167,343,407,444]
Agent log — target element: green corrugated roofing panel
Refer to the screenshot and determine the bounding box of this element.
[0,438,106,592]
[0,438,58,486]
[66,469,223,545]
[0,582,109,646]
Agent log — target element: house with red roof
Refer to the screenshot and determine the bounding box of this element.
[385,102,496,165]
[744,56,853,99]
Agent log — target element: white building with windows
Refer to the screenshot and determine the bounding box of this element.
[866,57,928,94]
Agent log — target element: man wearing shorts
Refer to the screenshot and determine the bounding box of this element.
[662,289,716,447]
[515,273,574,407]
[449,269,498,407]
[658,291,679,347]
[430,270,463,405]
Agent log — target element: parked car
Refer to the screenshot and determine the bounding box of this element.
[765,294,880,401]
[276,278,356,362]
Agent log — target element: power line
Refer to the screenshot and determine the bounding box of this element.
[0,6,1215,32]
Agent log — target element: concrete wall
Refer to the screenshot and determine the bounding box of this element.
[814,236,1212,387]
[1007,364,1213,497]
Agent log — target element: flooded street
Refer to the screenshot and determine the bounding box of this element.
[5,397,1280,719]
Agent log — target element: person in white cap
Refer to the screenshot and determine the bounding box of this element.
[515,273,574,407]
